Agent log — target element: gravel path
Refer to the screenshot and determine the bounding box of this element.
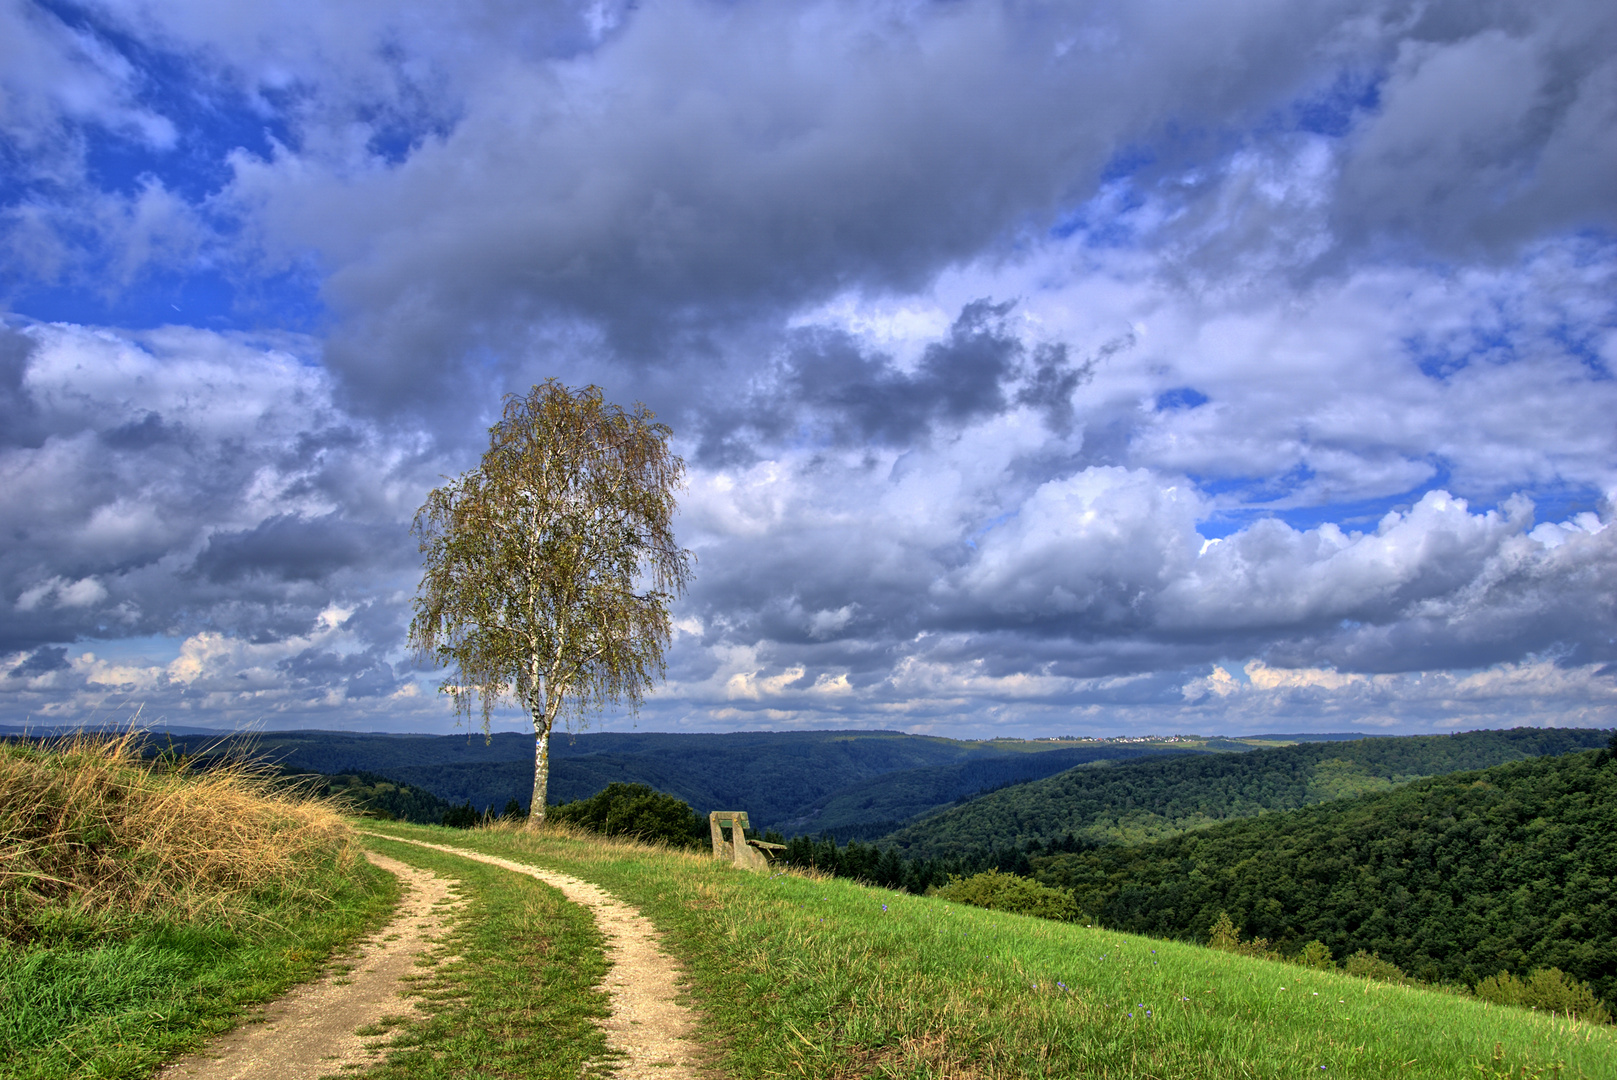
[159,852,461,1080]
[361,833,707,1080]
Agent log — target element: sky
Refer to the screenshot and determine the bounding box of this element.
[2,0,1615,739]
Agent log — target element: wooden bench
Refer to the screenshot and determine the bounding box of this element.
[709,811,785,873]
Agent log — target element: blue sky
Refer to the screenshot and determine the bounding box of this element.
[2,0,1615,737]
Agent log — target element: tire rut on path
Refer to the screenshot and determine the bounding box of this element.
[159,852,461,1080]
[361,832,707,1080]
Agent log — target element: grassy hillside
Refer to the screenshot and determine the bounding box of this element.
[360,820,1617,1079]
[1036,747,1617,1008]
[0,733,396,1079]
[885,727,1611,857]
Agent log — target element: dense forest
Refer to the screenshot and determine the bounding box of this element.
[882,728,1610,857]
[1032,747,1617,1006]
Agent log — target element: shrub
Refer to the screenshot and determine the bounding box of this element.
[1205,911,1278,959]
[1293,940,1336,970]
[1208,911,1241,951]
[930,870,1078,921]
[1475,968,1611,1024]
[1344,950,1409,984]
[547,783,705,847]
[443,801,482,828]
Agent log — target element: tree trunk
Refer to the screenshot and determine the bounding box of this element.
[527,720,551,830]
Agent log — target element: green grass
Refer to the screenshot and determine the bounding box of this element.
[0,732,400,1080]
[351,836,613,1079]
[364,819,1617,1080]
[0,859,398,1080]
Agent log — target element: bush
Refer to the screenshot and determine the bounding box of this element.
[443,801,482,828]
[930,870,1078,921]
[548,783,705,847]
[1205,911,1278,959]
[1343,950,1408,984]
[1475,968,1611,1024]
[1292,940,1336,970]
[1208,911,1240,951]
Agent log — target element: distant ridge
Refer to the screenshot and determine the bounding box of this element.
[1232,732,1377,742]
[0,722,227,737]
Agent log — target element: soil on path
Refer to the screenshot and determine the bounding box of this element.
[159,852,461,1080]
[363,832,707,1080]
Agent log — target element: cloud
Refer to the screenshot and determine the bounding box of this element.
[1336,9,1617,251]
[188,0,1387,413]
[1,1,1615,735]
[192,513,381,584]
[697,299,1094,463]
[0,319,440,663]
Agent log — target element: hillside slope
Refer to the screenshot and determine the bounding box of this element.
[362,820,1617,1079]
[1036,747,1617,1007]
[884,728,1610,857]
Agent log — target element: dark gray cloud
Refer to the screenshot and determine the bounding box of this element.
[278,645,406,700]
[788,300,1020,444]
[196,0,1378,418]
[193,513,381,585]
[8,645,67,678]
[697,299,1093,463]
[1335,0,1617,253]
[0,327,44,450]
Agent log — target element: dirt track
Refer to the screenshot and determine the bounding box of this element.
[159,852,460,1080]
[163,837,707,1079]
[363,833,706,1080]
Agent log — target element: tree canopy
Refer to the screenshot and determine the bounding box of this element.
[1033,748,1617,1007]
[409,381,693,824]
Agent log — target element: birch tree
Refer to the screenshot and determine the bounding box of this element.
[409,381,693,827]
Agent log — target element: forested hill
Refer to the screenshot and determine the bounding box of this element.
[778,744,1209,838]
[882,728,1610,858]
[143,728,1207,831]
[1033,747,1617,1007]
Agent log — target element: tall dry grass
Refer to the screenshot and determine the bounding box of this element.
[0,730,356,940]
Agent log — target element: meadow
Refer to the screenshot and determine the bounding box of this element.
[362,820,1617,1079]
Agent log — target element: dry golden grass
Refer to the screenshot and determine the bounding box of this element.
[0,729,356,939]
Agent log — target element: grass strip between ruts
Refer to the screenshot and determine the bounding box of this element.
[0,857,399,1080]
[363,819,1617,1080]
[350,836,613,1080]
